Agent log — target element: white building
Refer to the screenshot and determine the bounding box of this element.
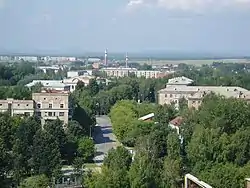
[101,68,167,79]
[18,56,38,62]
[26,75,95,93]
[167,76,194,86]
[63,76,95,92]
[26,80,70,91]
[67,70,93,78]
[136,70,163,79]
[37,66,60,73]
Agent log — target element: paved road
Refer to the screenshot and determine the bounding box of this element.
[93,115,118,166]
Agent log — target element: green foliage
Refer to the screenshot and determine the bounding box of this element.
[85,146,132,188]
[19,174,50,188]
[32,129,62,177]
[77,137,95,161]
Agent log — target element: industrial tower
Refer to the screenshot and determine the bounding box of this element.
[125,52,129,68]
[104,49,108,66]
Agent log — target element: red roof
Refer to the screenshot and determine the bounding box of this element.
[169,116,183,127]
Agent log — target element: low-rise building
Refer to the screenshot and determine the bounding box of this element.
[158,84,250,109]
[138,113,155,121]
[185,174,212,188]
[26,80,70,91]
[0,90,71,127]
[169,116,183,135]
[63,75,95,92]
[167,76,194,86]
[67,70,93,78]
[37,66,60,73]
[245,178,250,188]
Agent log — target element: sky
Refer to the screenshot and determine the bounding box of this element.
[0,0,250,56]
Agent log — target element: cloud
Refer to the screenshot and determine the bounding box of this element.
[126,0,250,11]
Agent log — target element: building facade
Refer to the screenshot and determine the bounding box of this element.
[0,98,34,116]
[101,67,167,78]
[32,90,71,127]
[158,84,250,109]
[67,70,93,78]
[0,90,71,127]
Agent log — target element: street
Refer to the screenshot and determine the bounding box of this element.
[93,115,118,166]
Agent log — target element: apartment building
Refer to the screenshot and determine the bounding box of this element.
[158,84,250,109]
[0,98,34,116]
[0,90,71,127]
[101,67,137,77]
[33,90,70,127]
[101,67,167,78]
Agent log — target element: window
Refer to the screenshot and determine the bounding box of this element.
[17,104,20,106]
[37,112,41,117]
[26,104,29,106]
[44,98,46,100]
[53,112,56,116]
[170,94,173,98]
[37,103,41,109]
[49,104,52,108]
[0,104,2,106]
[24,112,30,116]
[60,104,64,108]
[48,112,53,116]
[59,112,64,116]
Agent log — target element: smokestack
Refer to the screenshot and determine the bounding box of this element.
[104,49,108,66]
[125,52,128,68]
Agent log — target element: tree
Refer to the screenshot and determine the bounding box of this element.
[103,146,132,170]
[88,79,99,96]
[13,117,41,182]
[32,130,61,177]
[154,104,177,126]
[84,147,132,188]
[19,174,50,188]
[44,119,67,155]
[0,138,11,187]
[77,137,95,161]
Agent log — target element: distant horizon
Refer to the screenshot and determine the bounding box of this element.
[0,50,249,61]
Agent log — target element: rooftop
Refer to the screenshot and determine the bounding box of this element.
[167,76,194,86]
[169,116,183,127]
[26,80,66,88]
[138,113,155,121]
[158,85,249,98]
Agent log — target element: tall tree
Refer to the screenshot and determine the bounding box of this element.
[32,130,61,177]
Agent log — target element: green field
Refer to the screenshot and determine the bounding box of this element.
[136,59,250,66]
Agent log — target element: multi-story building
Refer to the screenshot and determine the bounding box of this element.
[0,98,35,116]
[101,67,137,77]
[32,90,71,127]
[136,70,164,79]
[101,67,167,78]
[158,82,250,109]
[0,90,71,127]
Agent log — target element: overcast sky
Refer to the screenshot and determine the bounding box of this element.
[0,0,250,55]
